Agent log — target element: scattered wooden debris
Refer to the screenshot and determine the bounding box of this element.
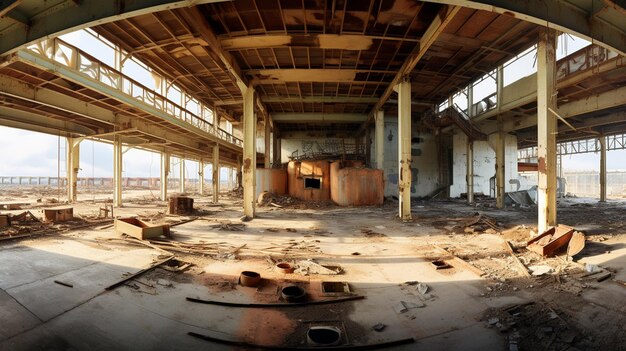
[115,217,171,240]
[105,256,175,291]
[54,280,74,288]
[527,225,575,256]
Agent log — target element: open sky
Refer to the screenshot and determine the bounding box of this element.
[0,30,623,177]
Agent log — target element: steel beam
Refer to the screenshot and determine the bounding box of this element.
[0,0,229,55]
[467,141,474,204]
[398,78,412,221]
[261,96,380,104]
[537,28,558,233]
[242,86,256,218]
[272,113,367,123]
[213,145,220,203]
[362,5,461,133]
[160,152,169,201]
[427,0,626,56]
[220,34,418,51]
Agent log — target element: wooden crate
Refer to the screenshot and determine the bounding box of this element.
[114,217,170,240]
[44,208,73,222]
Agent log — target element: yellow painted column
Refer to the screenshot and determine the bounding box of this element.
[375,109,385,170]
[243,85,256,218]
[66,137,80,203]
[160,152,169,201]
[397,78,412,221]
[537,28,558,233]
[212,145,220,203]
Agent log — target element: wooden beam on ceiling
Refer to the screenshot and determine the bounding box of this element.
[359,4,462,133]
[272,113,368,123]
[220,34,419,51]
[262,96,379,104]
[247,69,393,83]
[0,0,22,18]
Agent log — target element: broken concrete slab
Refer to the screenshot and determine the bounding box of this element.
[393,300,425,313]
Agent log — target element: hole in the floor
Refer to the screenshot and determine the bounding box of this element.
[307,326,341,346]
[321,281,350,294]
[431,260,451,269]
[304,177,321,189]
[281,285,306,302]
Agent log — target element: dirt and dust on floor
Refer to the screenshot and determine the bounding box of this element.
[0,184,624,350]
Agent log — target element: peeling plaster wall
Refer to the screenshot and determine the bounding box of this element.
[450,131,519,198]
[371,119,440,197]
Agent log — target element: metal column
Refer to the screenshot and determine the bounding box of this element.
[600,135,607,202]
[537,28,558,233]
[212,145,220,203]
[113,136,122,207]
[467,140,474,204]
[496,117,506,209]
[199,159,205,195]
[66,137,80,203]
[375,109,385,170]
[264,119,271,168]
[179,158,185,193]
[243,85,256,218]
[160,152,169,201]
[397,78,412,221]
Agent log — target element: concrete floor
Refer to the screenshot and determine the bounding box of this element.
[0,191,624,350]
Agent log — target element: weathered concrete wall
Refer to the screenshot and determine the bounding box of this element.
[256,168,287,198]
[280,136,357,163]
[330,162,384,206]
[371,119,441,197]
[287,160,331,201]
[450,131,519,198]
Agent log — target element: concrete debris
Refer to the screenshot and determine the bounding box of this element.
[528,265,553,276]
[393,301,425,313]
[295,260,341,275]
[157,279,173,287]
[416,283,429,295]
[371,323,386,332]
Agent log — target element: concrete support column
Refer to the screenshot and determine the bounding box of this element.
[243,85,256,218]
[160,152,169,201]
[113,136,122,207]
[66,137,80,203]
[227,167,233,190]
[375,109,385,170]
[199,160,205,195]
[212,145,220,203]
[179,158,185,193]
[537,28,558,233]
[496,117,506,209]
[397,78,412,221]
[467,140,474,204]
[264,119,271,168]
[600,135,607,202]
[273,135,281,166]
[237,155,243,189]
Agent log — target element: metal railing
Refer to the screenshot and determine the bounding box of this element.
[25,38,242,147]
[518,133,626,159]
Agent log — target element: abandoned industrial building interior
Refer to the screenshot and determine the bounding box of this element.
[1,0,626,350]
